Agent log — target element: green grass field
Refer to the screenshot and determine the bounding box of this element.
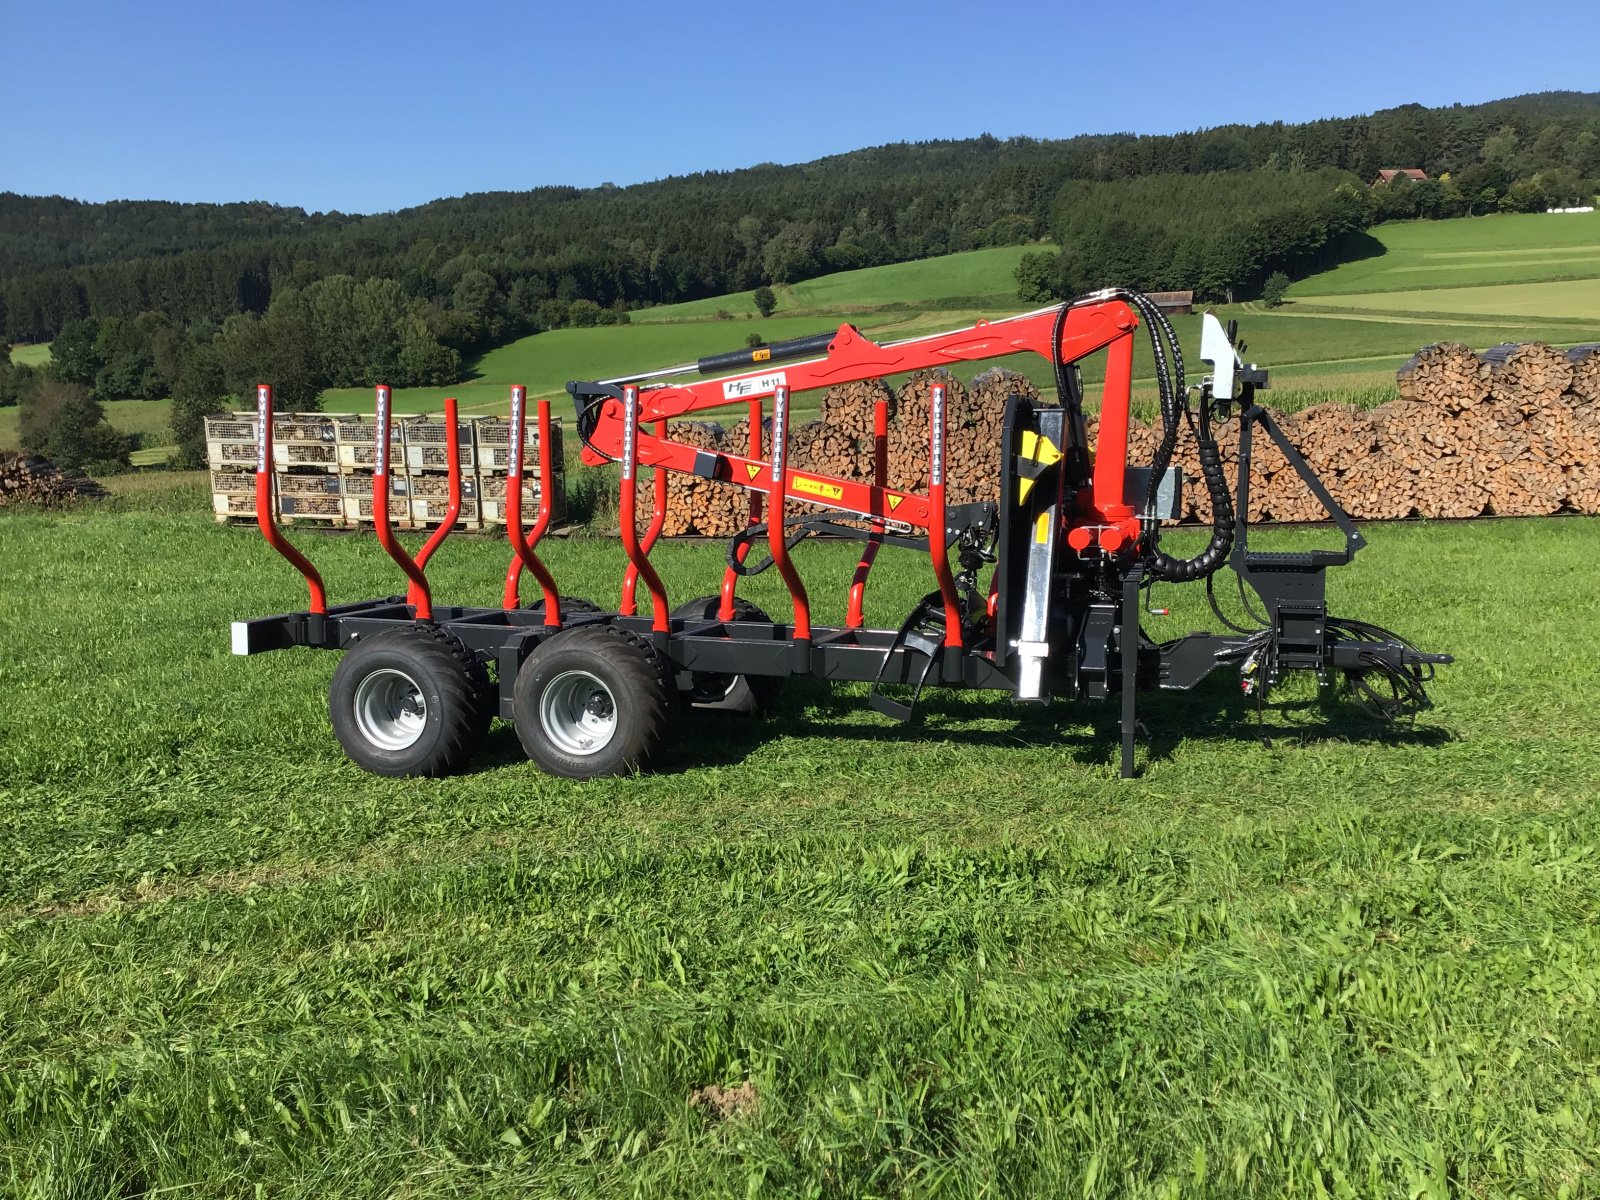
[1283,210,1600,338]
[0,397,173,458]
[1293,211,1600,296]
[2,478,1598,1195]
[1290,278,1600,322]
[8,343,51,367]
[630,247,1040,323]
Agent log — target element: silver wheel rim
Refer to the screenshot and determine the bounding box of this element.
[540,669,618,756]
[353,668,427,751]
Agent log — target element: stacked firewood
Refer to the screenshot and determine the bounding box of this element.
[643,341,1600,535]
[0,453,109,508]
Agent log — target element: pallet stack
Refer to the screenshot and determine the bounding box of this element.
[207,411,565,530]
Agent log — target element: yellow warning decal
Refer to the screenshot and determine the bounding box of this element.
[752,348,772,362]
[745,463,762,480]
[1019,430,1063,467]
[794,476,844,501]
[1034,512,1051,544]
[1018,477,1036,503]
[888,495,904,512]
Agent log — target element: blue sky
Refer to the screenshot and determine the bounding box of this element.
[4,0,1596,214]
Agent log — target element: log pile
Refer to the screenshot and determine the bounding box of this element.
[0,453,109,508]
[646,340,1600,536]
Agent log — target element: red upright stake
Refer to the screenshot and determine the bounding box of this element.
[253,384,327,615]
[621,418,669,616]
[502,386,562,625]
[768,384,811,644]
[927,383,961,649]
[617,385,670,632]
[718,397,765,621]
[371,385,432,621]
[846,395,889,629]
[410,397,462,606]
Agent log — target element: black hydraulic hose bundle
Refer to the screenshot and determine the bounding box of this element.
[1118,290,1233,583]
[1050,289,1234,583]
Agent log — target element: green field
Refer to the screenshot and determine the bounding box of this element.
[630,246,1040,323]
[0,397,173,458]
[8,343,51,367]
[1284,210,1600,335]
[2,478,1598,1195]
[1292,277,1600,322]
[1293,211,1600,296]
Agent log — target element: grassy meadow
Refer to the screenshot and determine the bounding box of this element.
[1292,210,1600,297]
[3,474,1600,1195]
[6,210,1600,1193]
[8,343,51,367]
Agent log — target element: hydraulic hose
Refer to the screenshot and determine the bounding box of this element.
[1072,286,1234,583]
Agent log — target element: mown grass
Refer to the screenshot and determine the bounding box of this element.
[0,398,173,457]
[1293,211,1600,297]
[8,344,52,367]
[1,476,1598,1196]
[1292,278,1600,323]
[629,247,1041,324]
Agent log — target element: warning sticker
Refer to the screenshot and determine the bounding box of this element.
[793,476,844,501]
[888,495,904,512]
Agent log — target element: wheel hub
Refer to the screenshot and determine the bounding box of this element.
[353,668,428,751]
[541,670,619,756]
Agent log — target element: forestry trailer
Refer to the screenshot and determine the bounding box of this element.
[231,290,1450,779]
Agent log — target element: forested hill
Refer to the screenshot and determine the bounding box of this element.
[2,90,1597,385]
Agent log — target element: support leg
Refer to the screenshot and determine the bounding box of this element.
[1120,565,1142,779]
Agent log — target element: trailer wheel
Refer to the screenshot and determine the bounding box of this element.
[670,594,785,715]
[329,628,483,776]
[514,625,673,779]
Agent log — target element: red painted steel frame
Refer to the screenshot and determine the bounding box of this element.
[253,384,327,614]
[767,385,811,641]
[621,419,669,616]
[409,397,462,607]
[372,385,433,621]
[717,397,765,621]
[845,396,889,629]
[617,386,670,632]
[502,386,563,624]
[926,384,962,648]
[1090,330,1140,552]
[579,301,1140,537]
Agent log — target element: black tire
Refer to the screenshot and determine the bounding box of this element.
[329,627,484,777]
[522,595,604,619]
[513,624,674,779]
[669,594,785,715]
[434,627,495,741]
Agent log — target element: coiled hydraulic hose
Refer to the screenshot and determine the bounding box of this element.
[1059,287,1235,583]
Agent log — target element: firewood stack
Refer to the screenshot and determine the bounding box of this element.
[645,340,1600,536]
[0,453,109,508]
